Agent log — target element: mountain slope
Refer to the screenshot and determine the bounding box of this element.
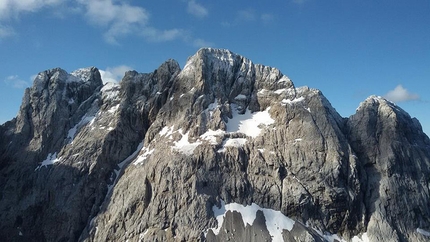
[0,48,429,242]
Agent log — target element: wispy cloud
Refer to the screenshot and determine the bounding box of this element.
[192,38,213,48]
[187,0,208,18]
[237,9,256,22]
[0,0,61,39]
[99,65,133,84]
[0,24,15,38]
[223,9,275,26]
[261,13,275,24]
[383,85,420,102]
[292,0,308,4]
[77,0,149,44]
[0,0,62,20]
[142,27,185,42]
[4,75,30,89]
[0,0,210,46]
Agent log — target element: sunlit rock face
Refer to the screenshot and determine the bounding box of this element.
[0,48,429,242]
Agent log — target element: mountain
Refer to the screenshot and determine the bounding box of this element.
[1,48,430,242]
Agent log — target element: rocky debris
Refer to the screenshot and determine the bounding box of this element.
[0,48,429,242]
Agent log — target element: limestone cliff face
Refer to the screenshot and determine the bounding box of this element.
[0,48,429,242]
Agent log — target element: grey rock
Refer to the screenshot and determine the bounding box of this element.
[1,48,429,242]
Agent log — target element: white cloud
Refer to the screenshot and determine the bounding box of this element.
[292,0,308,4]
[192,38,213,48]
[237,9,256,22]
[0,0,61,19]
[0,0,210,46]
[261,13,275,24]
[383,85,420,102]
[99,65,132,84]
[142,27,185,42]
[77,0,149,44]
[224,9,274,26]
[0,24,15,38]
[4,75,30,88]
[187,0,208,18]
[0,0,60,38]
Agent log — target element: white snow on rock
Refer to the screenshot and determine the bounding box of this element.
[172,129,202,155]
[227,106,275,138]
[67,114,96,143]
[274,89,286,94]
[205,100,220,119]
[108,142,144,193]
[281,96,305,106]
[208,200,295,242]
[352,232,370,242]
[35,153,61,170]
[159,126,175,138]
[417,228,430,237]
[200,129,225,145]
[224,138,247,147]
[234,94,247,101]
[107,104,120,114]
[101,82,120,101]
[133,147,155,165]
[70,67,94,82]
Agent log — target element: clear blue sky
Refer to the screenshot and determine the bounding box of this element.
[1,0,429,135]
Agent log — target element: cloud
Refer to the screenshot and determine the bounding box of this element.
[99,65,132,84]
[0,0,210,46]
[0,0,61,19]
[0,24,15,38]
[292,0,308,4]
[187,0,208,18]
[142,27,186,42]
[237,9,256,22]
[0,0,60,38]
[4,75,30,89]
[192,38,213,48]
[77,0,149,44]
[223,9,275,26]
[261,13,275,24]
[383,85,420,102]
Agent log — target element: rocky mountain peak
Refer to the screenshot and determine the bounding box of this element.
[1,48,430,242]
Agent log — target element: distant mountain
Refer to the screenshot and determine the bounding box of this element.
[1,48,430,242]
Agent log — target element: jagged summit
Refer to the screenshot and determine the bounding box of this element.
[1,48,430,242]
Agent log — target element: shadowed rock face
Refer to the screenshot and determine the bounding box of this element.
[0,48,429,242]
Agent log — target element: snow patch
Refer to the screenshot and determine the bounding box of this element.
[35,153,61,170]
[206,100,220,119]
[172,129,202,155]
[107,142,144,194]
[134,147,155,165]
[234,94,247,101]
[417,228,430,237]
[227,106,275,138]
[159,126,174,138]
[281,96,305,105]
[352,232,370,242]
[208,201,295,242]
[67,114,96,143]
[70,67,94,82]
[101,82,120,101]
[274,89,286,94]
[224,138,247,147]
[108,104,120,114]
[200,129,225,145]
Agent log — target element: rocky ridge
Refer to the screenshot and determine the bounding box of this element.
[0,48,429,242]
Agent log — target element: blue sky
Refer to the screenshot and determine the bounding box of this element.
[0,0,429,135]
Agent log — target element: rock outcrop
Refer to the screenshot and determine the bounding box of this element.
[0,48,429,242]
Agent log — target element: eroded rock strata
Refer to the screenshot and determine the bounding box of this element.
[1,48,429,242]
